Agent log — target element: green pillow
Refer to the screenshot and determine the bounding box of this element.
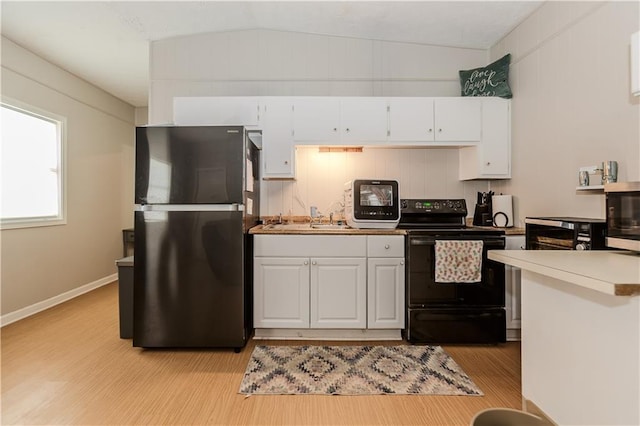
[459,54,512,98]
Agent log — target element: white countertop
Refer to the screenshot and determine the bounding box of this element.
[488,250,640,296]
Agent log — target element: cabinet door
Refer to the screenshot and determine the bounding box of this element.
[292,98,340,144]
[505,236,524,333]
[340,98,388,144]
[173,96,260,125]
[261,99,295,178]
[367,258,405,329]
[254,257,310,328]
[388,98,435,142]
[434,98,481,142]
[479,97,510,176]
[310,257,367,328]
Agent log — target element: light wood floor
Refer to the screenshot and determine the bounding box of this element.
[1,282,522,425]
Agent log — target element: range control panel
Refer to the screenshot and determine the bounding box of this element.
[400,199,468,215]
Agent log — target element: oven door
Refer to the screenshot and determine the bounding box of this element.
[406,234,505,307]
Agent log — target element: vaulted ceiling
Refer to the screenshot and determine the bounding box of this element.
[1,1,542,107]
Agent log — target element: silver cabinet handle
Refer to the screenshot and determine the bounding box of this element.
[345,128,350,132]
[384,244,390,249]
[333,128,337,132]
[284,160,289,165]
[312,261,317,265]
[400,260,404,265]
[304,260,309,265]
[438,128,442,132]
[428,128,433,133]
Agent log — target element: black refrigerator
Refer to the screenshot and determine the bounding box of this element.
[133,126,260,350]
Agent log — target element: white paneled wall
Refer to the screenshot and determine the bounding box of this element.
[149,29,493,218]
[260,147,489,218]
[149,29,488,123]
[489,1,640,224]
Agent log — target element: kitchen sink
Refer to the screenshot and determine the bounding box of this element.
[310,223,348,229]
[262,223,349,231]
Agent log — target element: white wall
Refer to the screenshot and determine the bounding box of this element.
[490,1,640,224]
[149,29,493,217]
[267,147,489,218]
[1,37,135,318]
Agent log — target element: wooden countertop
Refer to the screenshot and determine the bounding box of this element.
[249,224,406,235]
[488,250,640,296]
[465,218,525,235]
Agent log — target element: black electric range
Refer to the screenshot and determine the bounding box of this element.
[399,199,506,344]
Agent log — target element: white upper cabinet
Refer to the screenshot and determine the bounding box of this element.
[388,97,481,144]
[459,97,511,180]
[292,97,387,144]
[261,98,295,179]
[388,98,435,142]
[171,96,510,181]
[433,98,481,142]
[339,98,388,144]
[173,96,260,125]
[292,97,340,143]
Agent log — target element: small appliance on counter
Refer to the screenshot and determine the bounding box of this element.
[605,181,640,251]
[491,194,513,228]
[472,191,494,226]
[344,179,400,229]
[525,217,606,250]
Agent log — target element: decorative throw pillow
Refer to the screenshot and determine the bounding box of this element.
[459,54,512,98]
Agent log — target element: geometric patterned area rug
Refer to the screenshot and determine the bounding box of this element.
[239,345,483,396]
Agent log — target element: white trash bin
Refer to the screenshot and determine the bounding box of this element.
[471,408,546,426]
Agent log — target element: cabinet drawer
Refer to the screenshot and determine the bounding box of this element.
[254,235,367,257]
[367,236,404,257]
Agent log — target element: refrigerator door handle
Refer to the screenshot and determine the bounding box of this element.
[134,204,244,212]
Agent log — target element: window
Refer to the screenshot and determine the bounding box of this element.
[1,100,66,229]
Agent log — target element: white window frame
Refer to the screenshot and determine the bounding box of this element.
[1,97,67,229]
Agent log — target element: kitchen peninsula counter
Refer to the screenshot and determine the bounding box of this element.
[488,250,640,295]
[488,249,640,426]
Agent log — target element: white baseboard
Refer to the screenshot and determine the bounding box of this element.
[507,328,521,341]
[254,328,403,340]
[1,273,118,327]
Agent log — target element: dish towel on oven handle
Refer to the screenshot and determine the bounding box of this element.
[434,240,483,283]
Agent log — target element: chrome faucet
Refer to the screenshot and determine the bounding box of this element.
[329,212,334,225]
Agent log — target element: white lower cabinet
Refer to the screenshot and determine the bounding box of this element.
[310,258,367,328]
[253,257,310,328]
[253,234,405,332]
[366,235,405,329]
[367,258,405,329]
[505,235,525,340]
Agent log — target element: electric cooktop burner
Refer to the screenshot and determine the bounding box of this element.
[399,198,504,234]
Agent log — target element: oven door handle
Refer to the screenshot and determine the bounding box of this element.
[525,218,575,230]
[409,237,504,248]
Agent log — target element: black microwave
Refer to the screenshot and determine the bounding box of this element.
[525,217,607,250]
[605,181,640,252]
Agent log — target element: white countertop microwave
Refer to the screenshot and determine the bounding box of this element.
[344,179,400,229]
